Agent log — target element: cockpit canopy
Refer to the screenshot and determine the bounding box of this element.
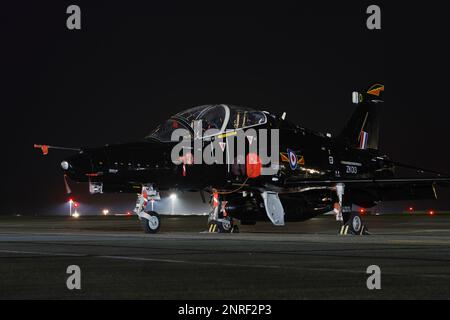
[146,104,267,142]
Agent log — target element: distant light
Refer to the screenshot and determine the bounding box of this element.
[359,208,365,214]
[408,207,414,213]
[102,209,109,216]
[126,211,132,216]
[73,202,79,208]
[72,211,80,218]
[429,210,435,216]
[170,193,177,200]
[68,198,74,204]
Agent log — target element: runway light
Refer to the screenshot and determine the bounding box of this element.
[102,209,109,216]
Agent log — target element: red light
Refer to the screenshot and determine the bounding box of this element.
[429,210,435,216]
[408,207,414,213]
[74,202,79,208]
[359,208,365,214]
[127,211,131,216]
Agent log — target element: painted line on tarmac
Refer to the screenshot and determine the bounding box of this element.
[388,239,450,245]
[0,249,85,257]
[2,249,450,280]
[98,254,450,279]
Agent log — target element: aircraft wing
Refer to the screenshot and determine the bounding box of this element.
[285,177,450,185]
[283,158,450,201]
[284,177,450,201]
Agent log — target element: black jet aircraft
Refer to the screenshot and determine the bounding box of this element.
[35,84,450,234]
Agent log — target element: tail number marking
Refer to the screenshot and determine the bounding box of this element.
[346,165,358,174]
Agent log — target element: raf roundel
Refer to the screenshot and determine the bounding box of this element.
[287,149,297,170]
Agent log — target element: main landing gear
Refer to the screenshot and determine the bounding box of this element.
[206,192,239,233]
[335,183,369,236]
[207,218,239,233]
[135,185,161,234]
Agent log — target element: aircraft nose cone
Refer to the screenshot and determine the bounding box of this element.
[62,152,93,181]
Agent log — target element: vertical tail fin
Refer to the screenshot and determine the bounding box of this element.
[338,84,384,150]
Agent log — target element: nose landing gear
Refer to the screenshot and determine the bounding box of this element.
[207,192,239,233]
[140,211,161,234]
[135,185,161,234]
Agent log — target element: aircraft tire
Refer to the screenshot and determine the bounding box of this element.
[140,211,161,234]
[207,219,233,233]
[339,212,370,235]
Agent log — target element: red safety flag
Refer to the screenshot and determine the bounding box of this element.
[34,144,49,155]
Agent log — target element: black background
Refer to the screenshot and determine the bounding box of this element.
[1,1,449,214]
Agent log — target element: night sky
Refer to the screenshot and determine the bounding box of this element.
[2,1,449,215]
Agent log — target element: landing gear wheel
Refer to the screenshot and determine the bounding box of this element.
[351,214,362,233]
[339,212,370,235]
[207,219,234,233]
[140,211,161,234]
